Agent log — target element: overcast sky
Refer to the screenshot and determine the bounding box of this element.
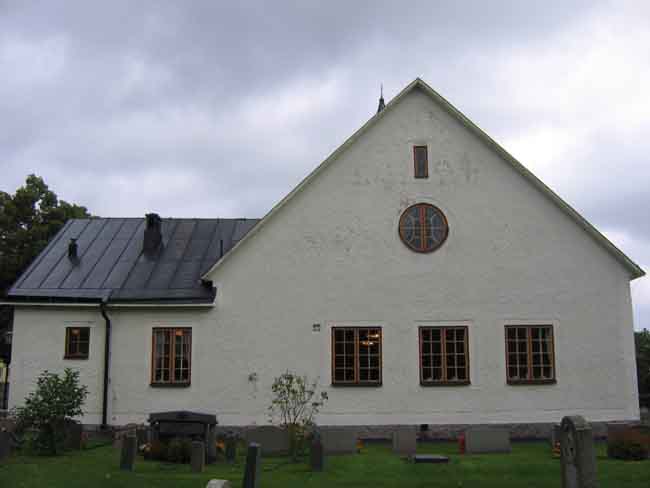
[1,1,648,329]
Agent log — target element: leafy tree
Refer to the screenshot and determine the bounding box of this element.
[635,329,650,408]
[0,175,90,365]
[12,368,89,455]
[268,371,328,461]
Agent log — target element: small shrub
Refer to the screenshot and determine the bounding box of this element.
[11,369,88,455]
[148,439,167,461]
[166,437,192,463]
[608,440,649,460]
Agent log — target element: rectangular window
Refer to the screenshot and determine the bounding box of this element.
[419,326,469,385]
[413,145,428,178]
[505,325,555,384]
[151,328,192,386]
[332,327,382,386]
[65,327,90,359]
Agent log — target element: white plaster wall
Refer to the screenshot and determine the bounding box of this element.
[9,87,639,426]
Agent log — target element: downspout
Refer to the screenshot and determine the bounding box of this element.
[100,296,111,429]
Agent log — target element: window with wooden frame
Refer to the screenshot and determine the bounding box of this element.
[151,328,192,387]
[399,203,449,253]
[419,326,469,385]
[64,327,90,359]
[505,325,555,384]
[332,327,382,386]
[413,145,428,178]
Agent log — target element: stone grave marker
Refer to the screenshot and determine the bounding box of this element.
[465,427,511,454]
[392,426,417,457]
[225,432,237,463]
[206,480,232,488]
[64,421,83,450]
[320,428,357,455]
[242,442,261,488]
[191,441,205,473]
[0,430,13,462]
[207,425,217,464]
[243,426,289,455]
[560,415,598,488]
[310,430,324,471]
[120,435,137,471]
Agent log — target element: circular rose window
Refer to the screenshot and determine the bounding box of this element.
[399,203,448,253]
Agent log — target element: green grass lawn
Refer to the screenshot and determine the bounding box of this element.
[2,441,649,488]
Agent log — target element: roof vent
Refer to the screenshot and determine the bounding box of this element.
[68,238,78,260]
[144,213,162,255]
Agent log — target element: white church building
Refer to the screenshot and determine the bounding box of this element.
[5,79,644,435]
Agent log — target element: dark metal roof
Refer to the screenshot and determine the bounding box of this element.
[7,217,259,304]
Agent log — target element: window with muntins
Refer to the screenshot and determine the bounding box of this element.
[332,327,382,386]
[505,325,555,384]
[399,203,448,253]
[419,326,469,385]
[414,145,428,178]
[65,327,90,359]
[151,328,191,386]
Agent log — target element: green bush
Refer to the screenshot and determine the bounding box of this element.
[607,440,649,460]
[11,369,88,455]
[166,437,192,463]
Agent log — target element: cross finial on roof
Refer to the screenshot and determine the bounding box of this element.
[377,83,385,113]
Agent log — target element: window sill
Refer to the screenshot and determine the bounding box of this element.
[63,355,89,360]
[420,381,470,387]
[150,382,191,388]
[331,382,382,388]
[507,379,556,386]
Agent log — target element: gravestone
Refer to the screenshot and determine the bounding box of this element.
[551,423,562,447]
[320,428,357,455]
[560,416,598,488]
[392,426,417,457]
[465,427,511,454]
[310,430,324,471]
[225,432,237,463]
[243,426,289,455]
[207,426,217,464]
[242,443,261,488]
[206,481,232,488]
[0,430,13,462]
[64,421,83,450]
[120,435,137,471]
[191,441,205,473]
[136,426,149,447]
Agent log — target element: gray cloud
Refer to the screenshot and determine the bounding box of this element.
[1,0,648,328]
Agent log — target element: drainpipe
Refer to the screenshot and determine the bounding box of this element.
[100,296,111,429]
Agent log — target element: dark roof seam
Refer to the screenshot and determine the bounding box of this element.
[98,219,145,290]
[34,219,92,289]
[13,219,73,289]
[166,220,200,290]
[140,219,180,290]
[78,218,127,289]
[56,218,110,289]
[109,219,146,290]
[200,218,222,274]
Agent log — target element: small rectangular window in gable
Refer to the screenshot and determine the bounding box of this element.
[414,145,428,178]
[505,325,556,384]
[332,327,382,386]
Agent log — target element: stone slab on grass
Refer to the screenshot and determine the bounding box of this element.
[320,428,357,455]
[412,454,449,464]
[465,427,511,454]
